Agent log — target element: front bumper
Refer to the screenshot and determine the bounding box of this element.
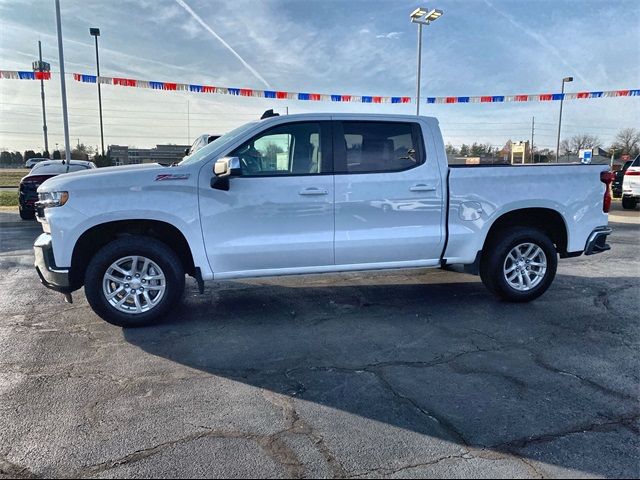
[584,226,612,256]
[34,233,74,294]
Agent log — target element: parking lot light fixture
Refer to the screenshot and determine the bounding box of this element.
[410,6,443,115]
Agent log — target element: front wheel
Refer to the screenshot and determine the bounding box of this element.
[480,227,558,302]
[84,236,185,327]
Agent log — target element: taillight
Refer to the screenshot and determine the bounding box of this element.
[625,171,640,176]
[600,171,614,213]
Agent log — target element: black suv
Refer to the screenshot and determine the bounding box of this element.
[612,160,633,198]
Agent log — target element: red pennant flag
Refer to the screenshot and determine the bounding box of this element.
[202,86,215,93]
[310,93,321,101]
[539,94,552,101]
[515,95,528,101]
[372,96,382,103]
[481,96,492,102]
[276,91,288,99]
[446,97,457,104]
[341,95,351,102]
[240,88,253,96]
[577,92,589,99]
[164,82,177,91]
[617,90,630,96]
[401,97,411,103]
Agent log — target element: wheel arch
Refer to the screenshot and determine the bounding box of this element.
[69,219,196,288]
[483,207,569,256]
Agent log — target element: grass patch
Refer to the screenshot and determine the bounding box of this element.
[0,169,27,187]
[0,191,18,207]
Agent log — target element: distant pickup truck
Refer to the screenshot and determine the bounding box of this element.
[34,113,613,327]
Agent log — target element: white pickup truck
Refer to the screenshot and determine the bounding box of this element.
[34,113,613,327]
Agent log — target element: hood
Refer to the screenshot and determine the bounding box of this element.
[37,163,173,192]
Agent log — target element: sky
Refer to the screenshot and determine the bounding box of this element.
[0,0,638,153]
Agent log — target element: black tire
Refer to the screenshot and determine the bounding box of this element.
[622,196,637,210]
[480,227,558,303]
[19,208,35,220]
[84,235,185,327]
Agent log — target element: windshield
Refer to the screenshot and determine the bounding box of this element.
[632,155,640,167]
[179,122,258,166]
[30,162,92,175]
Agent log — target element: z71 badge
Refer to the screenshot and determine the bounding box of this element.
[155,173,190,181]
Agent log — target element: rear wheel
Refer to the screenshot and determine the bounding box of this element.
[84,236,185,327]
[622,196,637,209]
[480,227,558,302]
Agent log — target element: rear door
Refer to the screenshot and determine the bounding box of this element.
[332,120,445,266]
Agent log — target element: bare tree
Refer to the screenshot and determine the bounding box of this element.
[560,134,601,155]
[611,128,640,156]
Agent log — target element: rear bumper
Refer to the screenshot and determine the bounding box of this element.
[34,233,74,294]
[584,226,612,256]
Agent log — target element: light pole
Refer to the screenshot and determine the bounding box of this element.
[54,0,71,172]
[555,76,573,162]
[33,41,50,156]
[90,27,105,157]
[410,7,443,115]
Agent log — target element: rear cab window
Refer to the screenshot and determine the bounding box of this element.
[333,121,424,173]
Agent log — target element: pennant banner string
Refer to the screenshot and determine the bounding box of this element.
[1,70,638,104]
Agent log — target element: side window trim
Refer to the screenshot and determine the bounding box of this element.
[332,120,426,175]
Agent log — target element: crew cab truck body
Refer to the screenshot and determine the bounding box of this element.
[34,113,613,327]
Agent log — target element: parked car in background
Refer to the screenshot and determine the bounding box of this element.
[612,160,633,198]
[622,155,640,209]
[25,157,47,169]
[33,113,613,327]
[19,160,96,220]
[184,134,221,157]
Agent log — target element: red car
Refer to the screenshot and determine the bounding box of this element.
[19,160,96,219]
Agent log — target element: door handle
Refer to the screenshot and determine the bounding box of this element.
[299,187,328,196]
[409,184,436,192]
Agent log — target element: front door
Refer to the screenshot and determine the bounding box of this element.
[199,121,334,277]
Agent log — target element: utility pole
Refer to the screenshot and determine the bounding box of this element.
[33,41,50,155]
[54,0,72,172]
[530,116,535,163]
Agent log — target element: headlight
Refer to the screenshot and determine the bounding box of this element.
[37,191,69,208]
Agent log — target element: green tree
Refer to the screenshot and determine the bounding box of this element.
[24,150,37,161]
[53,150,62,160]
[459,144,470,156]
[445,143,459,155]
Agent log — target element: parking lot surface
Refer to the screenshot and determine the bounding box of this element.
[0,203,638,479]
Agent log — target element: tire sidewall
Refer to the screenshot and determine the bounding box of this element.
[84,236,184,327]
[485,228,558,302]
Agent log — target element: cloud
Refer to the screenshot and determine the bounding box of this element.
[482,0,590,87]
[173,0,271,88]
[358,28,370,34]
[376,31,403,39]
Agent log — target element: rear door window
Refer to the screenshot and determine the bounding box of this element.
[333,121,424,173]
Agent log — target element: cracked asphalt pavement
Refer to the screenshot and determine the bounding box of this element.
[0,202,638,478]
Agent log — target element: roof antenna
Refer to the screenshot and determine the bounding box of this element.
[260,109,279,119]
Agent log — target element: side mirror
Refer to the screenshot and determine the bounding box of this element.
[211,156,242,190]
[184,147,190,156]
[213,157,242,177]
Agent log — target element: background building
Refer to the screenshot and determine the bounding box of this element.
[108,144,189,166]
